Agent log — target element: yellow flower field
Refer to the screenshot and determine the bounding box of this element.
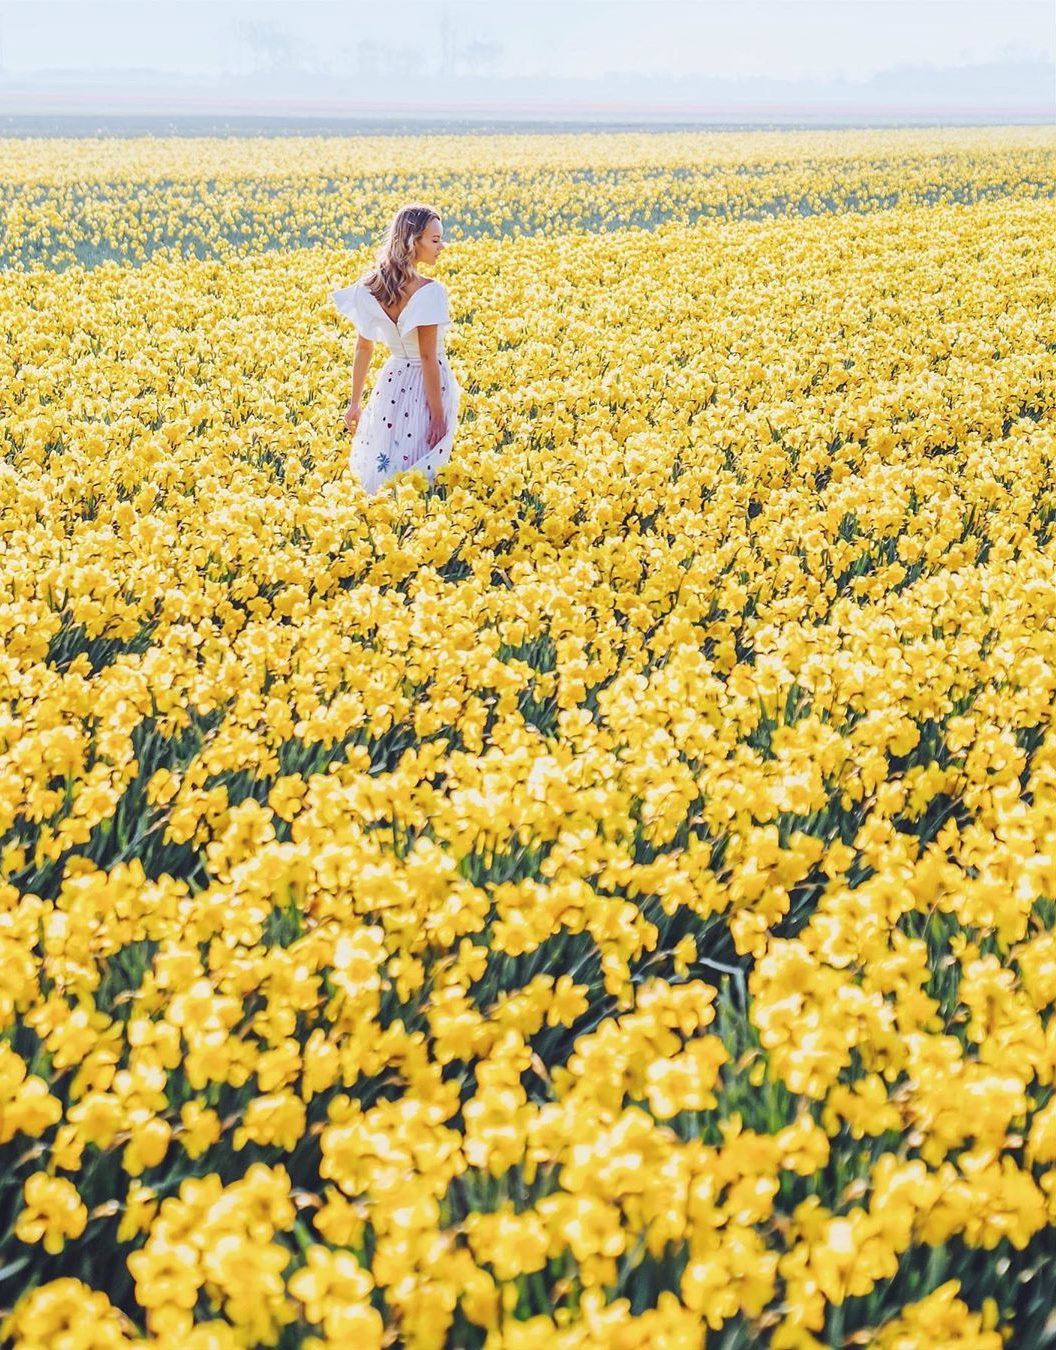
[0,126,1055,1346]
[1,124,1053,270]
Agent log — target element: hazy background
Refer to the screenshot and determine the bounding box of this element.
[0,0,1052,125]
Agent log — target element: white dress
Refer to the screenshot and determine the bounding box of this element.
[330,278,461,494]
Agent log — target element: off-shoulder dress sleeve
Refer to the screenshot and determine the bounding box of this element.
[406,281,452,331]
[330,281,389,341]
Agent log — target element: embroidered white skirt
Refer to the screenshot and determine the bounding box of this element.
[351,353,461,495]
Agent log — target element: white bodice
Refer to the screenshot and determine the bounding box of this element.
[331,278,453,359]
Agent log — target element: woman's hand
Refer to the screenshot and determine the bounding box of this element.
[426,410,447,450]
[343,400,362,434]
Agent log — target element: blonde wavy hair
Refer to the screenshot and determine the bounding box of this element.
[360,203,442,309]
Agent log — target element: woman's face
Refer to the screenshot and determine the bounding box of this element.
[416,218,445,265]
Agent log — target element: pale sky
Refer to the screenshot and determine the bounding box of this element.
[0,0,1050,83]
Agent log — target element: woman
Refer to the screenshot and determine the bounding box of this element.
[331,204,461,494]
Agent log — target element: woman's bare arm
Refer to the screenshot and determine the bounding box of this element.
[416,323,443,418]
[351,336,374,403]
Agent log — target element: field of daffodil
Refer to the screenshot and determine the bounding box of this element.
[1,125,1056,1347]
[2,124,1055,271]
